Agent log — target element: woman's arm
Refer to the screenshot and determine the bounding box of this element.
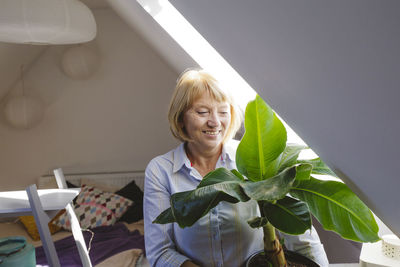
[144,159,192,267]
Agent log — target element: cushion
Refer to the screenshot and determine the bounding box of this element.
[66,181,79,205]
[19,211,63,241]
[115,180,144,223]
[80,178,120,193]
[52,185,133,231]
[66,181,79,188]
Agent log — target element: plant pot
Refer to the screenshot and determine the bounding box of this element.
[245,250,320,267]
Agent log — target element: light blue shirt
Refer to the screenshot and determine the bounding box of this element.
[144,141,329,267]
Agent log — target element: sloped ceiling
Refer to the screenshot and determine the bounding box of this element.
[106,0,197,73]
[168,0,400,235]
[80,0,108,9]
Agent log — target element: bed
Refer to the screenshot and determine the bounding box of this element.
[0,170,150,267]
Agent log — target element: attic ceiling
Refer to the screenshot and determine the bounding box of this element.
[169,0,400,236]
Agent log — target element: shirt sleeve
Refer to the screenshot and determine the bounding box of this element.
[144,159,190,267]
[279,226,329,267]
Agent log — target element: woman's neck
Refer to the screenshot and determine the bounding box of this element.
[185,143,222,177]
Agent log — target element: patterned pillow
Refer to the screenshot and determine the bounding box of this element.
[52,185,133,231]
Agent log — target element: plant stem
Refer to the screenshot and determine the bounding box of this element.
[259,202,287,267]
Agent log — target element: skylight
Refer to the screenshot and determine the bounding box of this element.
[136,0,317,159]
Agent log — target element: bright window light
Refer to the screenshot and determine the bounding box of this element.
[137,0,255,109]
[137,0,321,161]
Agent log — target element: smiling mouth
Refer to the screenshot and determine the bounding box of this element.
[203,130,221,135]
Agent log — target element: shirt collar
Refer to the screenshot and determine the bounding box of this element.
[221,140,237,163]
[172,143,191,173]
[172,141,237,173]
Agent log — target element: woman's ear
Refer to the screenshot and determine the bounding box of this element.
[178,114,185,129]
[178,121,186,137]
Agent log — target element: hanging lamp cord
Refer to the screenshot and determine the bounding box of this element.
[20,65,25,96]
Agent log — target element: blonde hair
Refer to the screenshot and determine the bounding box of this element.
[168,69,242,143]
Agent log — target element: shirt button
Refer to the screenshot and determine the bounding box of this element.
[213,232,220,240]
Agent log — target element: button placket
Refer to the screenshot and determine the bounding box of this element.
[210,207,223,265]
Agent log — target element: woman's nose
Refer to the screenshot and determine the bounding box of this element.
[207,112,221,127]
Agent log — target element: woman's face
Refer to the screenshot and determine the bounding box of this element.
[183,92,231,152]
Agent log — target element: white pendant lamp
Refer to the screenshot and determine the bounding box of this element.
[61,44,100,79]
[3,66,44,130]
[0,0,97,45]
[4,95,44,129]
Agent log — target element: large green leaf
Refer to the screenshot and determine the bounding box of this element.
[154,206,175,224]
[297,158,337,177]
[153,168,249,228]
[290,177,380,242]
[154,165,306,228]
[198,167,245,187]
[242,165,298,201]
[262,196,311,235]
[236,95,287,181]
[277,143,307,173]
[170,190,239,228]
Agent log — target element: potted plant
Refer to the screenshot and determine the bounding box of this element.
[154,95,380,266]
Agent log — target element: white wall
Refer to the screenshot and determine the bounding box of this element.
[0,9,179,190]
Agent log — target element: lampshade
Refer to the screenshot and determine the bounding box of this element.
[3,95,44,129]
[0,0,96,45]
[61,44,100,79]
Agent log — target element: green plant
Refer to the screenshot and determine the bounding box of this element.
[154,95,380,266]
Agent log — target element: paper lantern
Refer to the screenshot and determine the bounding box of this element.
[3,95,44,129]
[61,45,100,80]
[0,0,96,45]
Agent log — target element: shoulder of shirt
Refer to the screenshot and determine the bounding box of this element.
[147,149,174,167]
[145,144,181,173]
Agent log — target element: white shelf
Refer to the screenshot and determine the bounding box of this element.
[360,241,400,267]
[329,264,358,267]
[0,188,79,216]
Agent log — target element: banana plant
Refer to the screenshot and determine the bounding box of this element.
[154,95,379,266]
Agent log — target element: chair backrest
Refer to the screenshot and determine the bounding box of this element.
[52,168,92,267]
[53,168,68,189]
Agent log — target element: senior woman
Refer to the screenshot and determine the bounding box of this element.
[143,69,329,267]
